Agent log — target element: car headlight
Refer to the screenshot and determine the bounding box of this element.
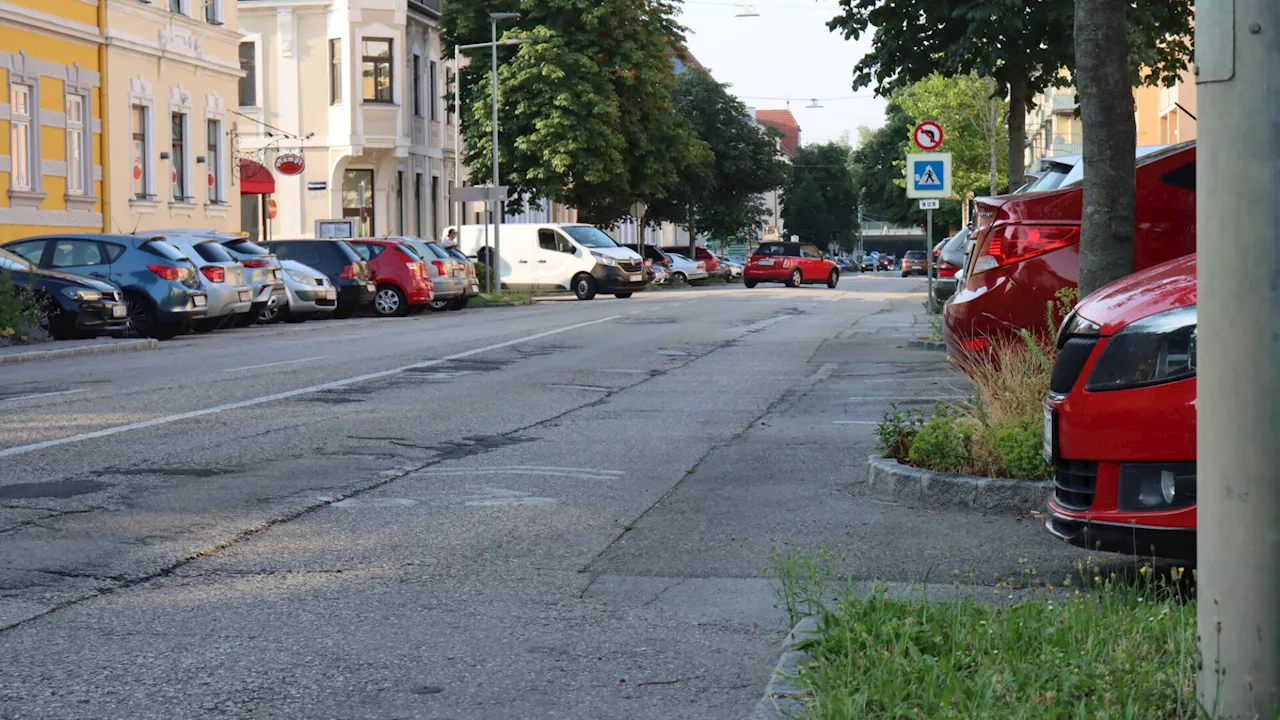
[285,268,313,283]
[591,251,617,267]
[62,287,102,301]
[1056,309,1100,348]
[1085,305,1196,391]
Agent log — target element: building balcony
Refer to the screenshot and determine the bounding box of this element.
[1049,141,1082,156]
[1051,93,1078,114]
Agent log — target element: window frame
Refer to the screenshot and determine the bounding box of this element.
[8,83,35,193]
[206,118,224,204]
[131,103,153,200]
[329,39,343,105]
[50,239,109,269]
[361,38,394,104]
[204,0,221,24]
[444,67,454,126]
[169,0,184,14]
[171,111,191,203]
[429,60,439,121]
[238,41,258,108]
[412,54,422,116]
[65,93,91,197]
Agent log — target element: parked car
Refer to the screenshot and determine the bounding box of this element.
[859,256,876,272]
[900,250,929,277]
[648,260,669,285]
[144,230,286,327]
[348,239,436,317]
[944,142,1196,362]
[665,252,709,284]
[2,233,207,340]
[1043,254,1197,561]
[744,241,839,288]
[399,238,469,311]
[161,235,254,333]
[453,223,646,300]
[0,246,128,339]
[444,246,482,304]
[620,243,673,270]
[668,246,724,278]
[932,229,971,303]
[262,239,374,319]
[259,259,338,324]
[719,257,744,281]
[877,255,895,271]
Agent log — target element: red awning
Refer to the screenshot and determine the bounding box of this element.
[240,158,275,195]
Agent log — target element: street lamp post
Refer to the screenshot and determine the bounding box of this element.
[488,12,520,292]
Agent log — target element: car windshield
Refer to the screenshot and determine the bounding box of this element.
[1024,163,1073,191]
[445,247,470,262]
[421,242,451,259]
[224,239,271,256]
[141,239,188,262]
[562,226,618,248]
[668,252,690,262]
[193,241,236,264]
[0,246,31,271]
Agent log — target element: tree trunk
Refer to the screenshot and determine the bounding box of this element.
[1006,46,1026,195]
[989,96,1000,195]
[1075,0,1135,298]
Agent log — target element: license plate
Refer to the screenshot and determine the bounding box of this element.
[273,270,283,281]
[238,290,251,302]
[367,283,376,292]
[111,304,127,318]
[758,259,774,266]
[193,295,207,308]
[1042,405,1055,464]
[470,284,480,293]
[629,274,642,283]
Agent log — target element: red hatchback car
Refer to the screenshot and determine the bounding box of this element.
[1043,254,1197,560]
[944,142,1197,362]
[744,241,840,288]
[348,239,435,317]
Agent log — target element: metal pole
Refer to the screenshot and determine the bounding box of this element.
[490,18,502,292]
[925,209,934,301]
[483,207,491,294]
[1198,2,1280,716]
[453,44,460,237]
[857,204,864,259]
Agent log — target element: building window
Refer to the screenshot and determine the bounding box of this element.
[430,175,440,239]
[204,0,220,24]
[132,104,150,199]
[207,119,223,203]
[362,39,393,103]
[171,112,189,201]
[238,42,256,107]
[412,54,422,116]
[445,68,454,126]
[396,170,405,234]
[414,173,423,236]
[329,39,342,104]
[169,0,182,13]
[9,84,33,192]
[429,61,439,121]
[65,94,88,196]
[342,169,375,236]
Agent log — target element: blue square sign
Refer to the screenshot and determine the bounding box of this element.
[906,152,952,199]
[914,161,944,191]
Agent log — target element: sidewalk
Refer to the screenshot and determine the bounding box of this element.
[0,337,158,364]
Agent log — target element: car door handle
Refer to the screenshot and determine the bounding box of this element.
[537,260,547,263]
[518,260,529,264]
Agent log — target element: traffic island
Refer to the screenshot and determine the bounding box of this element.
[867,454,1051,511]
[0,337,160,364]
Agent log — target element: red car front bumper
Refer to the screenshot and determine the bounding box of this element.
[1043,334,1197,560]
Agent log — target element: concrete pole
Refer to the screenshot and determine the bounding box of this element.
[1198,1,1280,716]
[490,18,502,292]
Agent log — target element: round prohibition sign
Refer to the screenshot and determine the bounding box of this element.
[913,121,944,151]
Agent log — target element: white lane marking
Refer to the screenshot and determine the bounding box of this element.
[0,314,622,459]
[223,356,329,373]
[833,420,879,425]
[0,388,85,404]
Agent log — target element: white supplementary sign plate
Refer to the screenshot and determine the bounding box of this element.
[919,199,940,210]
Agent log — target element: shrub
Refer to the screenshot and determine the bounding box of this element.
[956,332,1054,428]
[472,261,490,287]
[990,418,1052,480]
[907,411,974,472]
[875,403,927,460]
[0,270,42,342]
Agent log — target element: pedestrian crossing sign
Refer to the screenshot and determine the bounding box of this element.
[906,152,952,199]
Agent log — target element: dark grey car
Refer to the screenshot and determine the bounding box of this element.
[933,228,972,303]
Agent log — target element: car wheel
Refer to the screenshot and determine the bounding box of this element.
[614,292,633,299]
[828,270,839,289]
[744,279,757,288]
[573,274,598,300]
[427,298,452,312]
[259,302,284,324]
[284,308,308,323]
[374,284,408,317]
[788,269,803,288]
[673,272,687,284]
[449,296,469,311]
[121,293,156,340]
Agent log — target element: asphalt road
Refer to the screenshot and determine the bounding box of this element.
[0,276,1090,719]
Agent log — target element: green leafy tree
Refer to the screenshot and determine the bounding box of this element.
[827,0,1193,190]
[780,143,860,252]
[849,103,915,229]
[894,72,1008,197]
[646,66,791,242]
[442,0,706,225]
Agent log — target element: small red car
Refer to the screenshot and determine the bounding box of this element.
[744,241,839,288]
[348,239,435,317]
[1043,253,1197,560]
[944,142,1197,362]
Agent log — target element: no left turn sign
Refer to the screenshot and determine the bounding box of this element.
[913,121,944,151]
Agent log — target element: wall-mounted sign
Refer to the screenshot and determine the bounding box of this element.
[316,219,356,239]
[307,181,327,192]
[274,153,305,176]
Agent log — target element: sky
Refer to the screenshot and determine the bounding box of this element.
[675,0,889,150]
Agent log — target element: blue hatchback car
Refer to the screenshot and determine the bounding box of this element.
[2,233,208,340]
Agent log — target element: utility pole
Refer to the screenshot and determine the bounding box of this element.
[1198,2,1280,717]
[487,12,520,292]
[857,204,863,258]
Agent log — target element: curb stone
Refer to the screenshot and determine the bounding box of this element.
[906,339,946,351]
[750,615,820,720]
[472,299,534,308]
[0,338,159,364]
[866,454,1052,511]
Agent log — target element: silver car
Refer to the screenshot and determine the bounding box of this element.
[445,246,482,306]
[161,235,253,332]
[259,259,338,323]
[933,228,971,303]
[399,237,468,311]
[139,229,286,326]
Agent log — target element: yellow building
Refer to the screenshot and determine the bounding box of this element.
[0,0,108,242]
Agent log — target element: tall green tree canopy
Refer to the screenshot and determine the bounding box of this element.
[827,0,1193,190]
[442,0,706,224]
[646,66,791,241]
[781,142,860,251]
[893,72,1008,197]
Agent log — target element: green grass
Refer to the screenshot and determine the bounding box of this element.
[473,291,532,306]
[789,562,1199,720]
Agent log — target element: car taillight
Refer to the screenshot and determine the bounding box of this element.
[242,259,270,269]
[432,260,447,275]
[937,261,959,278]
[411,262,427,277]
[697,262,706,271]
[148,264,183,281]
[644,259,652,268]
[339,263,360,279]
[973,224,1079,274]
[961,337,991,353]
[200,266,226,283]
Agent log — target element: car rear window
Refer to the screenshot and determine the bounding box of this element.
[270,242,323,266]
[397,244,424,262]
[904,250,926,259]
[224,239,271,256]
[754,243,799,257]
[420,242,451,259]
[445,247,469,262]
[1160,161,1195,192]
[333,241,364,264]
[193,241,235,263]
[140,239,187,262]
[353,243,385,260]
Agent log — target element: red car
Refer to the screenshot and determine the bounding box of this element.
[1043,254,1197,560]
[944,142,1197,361]
[348,239,435,317]
[744,241,839,288]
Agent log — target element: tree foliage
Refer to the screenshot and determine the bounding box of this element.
[441,0,706,225]
[645,66,791,241]
[780,143,860,251]
[893,72,1008,197]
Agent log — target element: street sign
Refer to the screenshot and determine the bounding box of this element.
[906,152,952,199]
[455,185,508,203]
[870,251,880,260]
[919,199,940,210]
[307,181,327,192]
[913,121,944,151]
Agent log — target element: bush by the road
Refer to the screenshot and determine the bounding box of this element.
[0,270,42,344]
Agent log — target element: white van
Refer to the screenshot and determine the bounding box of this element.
[449,223,646,300]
